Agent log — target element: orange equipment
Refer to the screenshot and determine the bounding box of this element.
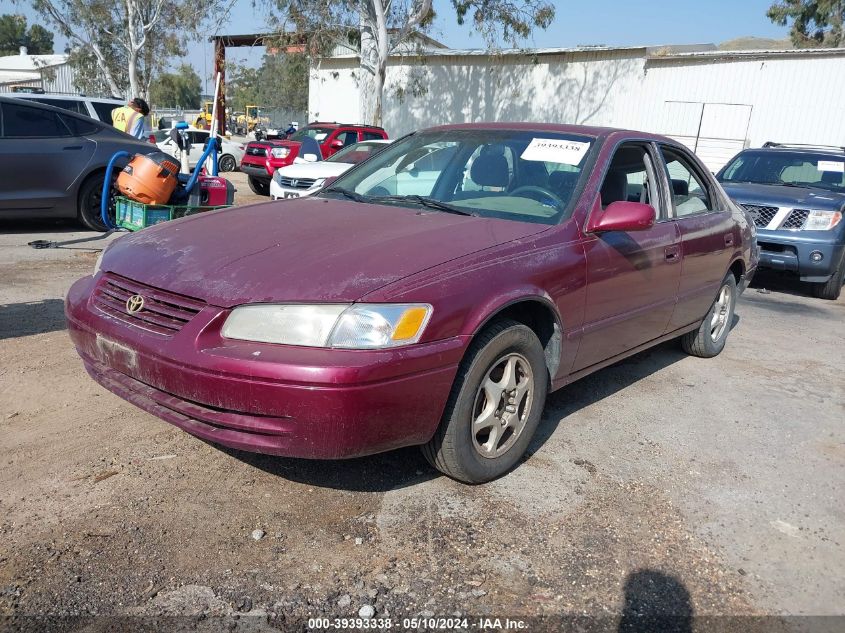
[116,153,181,205]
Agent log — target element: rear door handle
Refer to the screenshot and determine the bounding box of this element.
[724,234,734,247]
[664,246,681,263]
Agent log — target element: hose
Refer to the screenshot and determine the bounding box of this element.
[101,151,131,230]
[184,136,218,194]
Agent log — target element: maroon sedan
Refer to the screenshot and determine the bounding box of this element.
[66,124,758,483]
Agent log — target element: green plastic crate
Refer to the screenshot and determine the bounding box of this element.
[114,196,230,231]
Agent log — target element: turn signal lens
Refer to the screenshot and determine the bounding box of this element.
[392,306,430,341]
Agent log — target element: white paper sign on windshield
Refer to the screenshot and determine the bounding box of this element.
[818,160,845,173]
[521,139,591,165]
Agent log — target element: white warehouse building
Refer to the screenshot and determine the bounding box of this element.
[309,44,845,171]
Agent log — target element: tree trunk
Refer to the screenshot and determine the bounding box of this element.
[127,49,141,98]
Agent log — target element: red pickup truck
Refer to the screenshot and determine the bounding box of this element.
[239,122,389,195]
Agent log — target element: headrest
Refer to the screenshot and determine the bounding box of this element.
[601,169,628,206]
[471,152,509,188]
[671,178,689,196]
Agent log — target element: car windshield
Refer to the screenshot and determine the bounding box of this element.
[719,150,845,192]
[320,129,595,224]
[327,141,390,165]
[289,126,334,143]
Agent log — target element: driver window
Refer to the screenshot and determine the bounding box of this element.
[599,144,657,211]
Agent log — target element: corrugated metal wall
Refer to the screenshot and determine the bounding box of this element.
[310,48,845,170]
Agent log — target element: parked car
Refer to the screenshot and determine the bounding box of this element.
[156,127,245,172]
[270,139,391,199]
[240,122,388,196]
[4,92,156,141]
[0,96,157,231]
[717,143,845,299]
[66,123,757,483]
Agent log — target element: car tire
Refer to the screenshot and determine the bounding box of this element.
[219,154,237,172]
[680,273,737,358]
[248,177,270,196]
[422,318,548,484]
[78,171,113,232]
[811,252,844,301]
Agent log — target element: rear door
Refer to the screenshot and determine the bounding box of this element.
[659,144,736,330]
[0,101,95,214]
[573,142,682,371]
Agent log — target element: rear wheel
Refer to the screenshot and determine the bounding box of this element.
[811,252,844,300]
[422,319,548,484]
[78,172,114,232]
[248,177,270,196]
[681,273,737,358]
[219,154,237,172]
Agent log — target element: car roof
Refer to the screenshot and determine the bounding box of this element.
[306,122,386,130]
[741,145,845,156]
[420,121,674,143]
[2,92,123,104]
[0,94,109,122]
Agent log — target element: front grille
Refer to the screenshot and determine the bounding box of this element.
[741,204,779,228]
[246,146,267,157]
[780,209,810,230]
[92,273,205,336]
[279,176,317,190]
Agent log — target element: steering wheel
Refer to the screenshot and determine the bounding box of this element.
[509,185,565,208]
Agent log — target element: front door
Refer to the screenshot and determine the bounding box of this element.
[573,142,682,371]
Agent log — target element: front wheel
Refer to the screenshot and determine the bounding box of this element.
[680,273,737,358]
[422,319,548,484]
[78,172,113,232]
[248,177,270,196]
[811,252,844,300]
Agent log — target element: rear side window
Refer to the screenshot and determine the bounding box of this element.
[362,131,384,141]
[32,97,87,115]
[660,146,715,217]
[337,130,359,146]
[59,113,100,136]
[91,101,118,123]
[1,102,69,137]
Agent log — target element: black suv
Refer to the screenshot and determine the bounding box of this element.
[717,143,845,300]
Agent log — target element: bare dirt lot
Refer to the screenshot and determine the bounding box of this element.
[1,198,843,631]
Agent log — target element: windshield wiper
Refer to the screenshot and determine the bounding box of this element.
[372,195,475,216]
[776,182,814,189]
[321,187,370,203]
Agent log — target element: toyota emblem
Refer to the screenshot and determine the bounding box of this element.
[126,294,145,314]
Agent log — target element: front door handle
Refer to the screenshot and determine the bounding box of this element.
[63,145,83,151]
[724,234,734,247]
[664,245,681,263]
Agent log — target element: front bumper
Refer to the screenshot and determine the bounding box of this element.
[239,161,273,181]
[755,230,845,282]
[66,274,465,459]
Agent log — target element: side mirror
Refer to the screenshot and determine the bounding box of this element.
[302,153,318,162]
[330,139,344,149]
[587,200,656,233]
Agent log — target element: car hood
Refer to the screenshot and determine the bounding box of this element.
[276,162,351,178]
[101,198,549,307]
[721,182,845,211]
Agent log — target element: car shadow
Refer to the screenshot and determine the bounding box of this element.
[0,299,67,341]
[530,340,688,455]
[0,219,84,235]
[217,445,439,493]
[748,269,823,300]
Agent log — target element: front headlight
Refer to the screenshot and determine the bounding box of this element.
[804,210,842,231]
[221,303,432,349]
[270,147,290,159]
[311,178,326,189]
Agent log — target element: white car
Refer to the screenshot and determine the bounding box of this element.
[157,127,245,172]
[270,140,391,200]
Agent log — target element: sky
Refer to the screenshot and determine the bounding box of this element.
[5,0,789,93]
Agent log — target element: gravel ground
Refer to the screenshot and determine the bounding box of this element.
[0,198,843,632]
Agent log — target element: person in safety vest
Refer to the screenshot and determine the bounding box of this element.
[112,98,150,139]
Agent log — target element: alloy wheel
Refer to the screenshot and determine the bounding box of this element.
[710,284,732,341]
